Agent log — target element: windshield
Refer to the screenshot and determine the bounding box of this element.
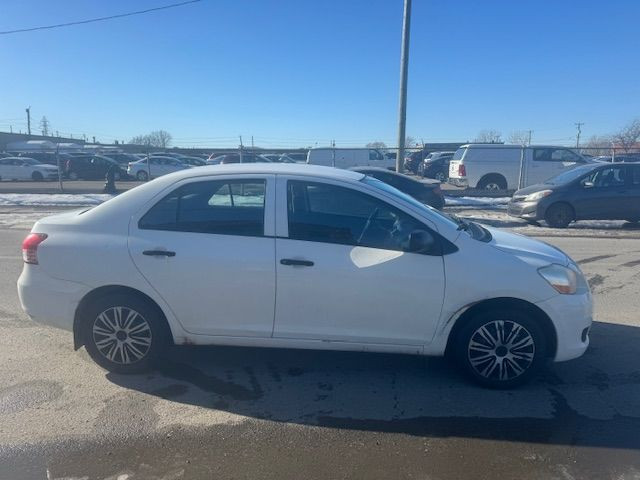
[545,164,598,185]
[361,176,491,242]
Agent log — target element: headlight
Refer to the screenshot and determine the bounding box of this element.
[525,190,553,202]
[538,264,577,294]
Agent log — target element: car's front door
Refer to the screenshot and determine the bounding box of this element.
[572,165,630,219]
[273,178,446,346]
[128,175,276,336]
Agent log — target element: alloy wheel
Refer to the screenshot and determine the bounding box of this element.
[92,306,153,365]
[467,320,535,381]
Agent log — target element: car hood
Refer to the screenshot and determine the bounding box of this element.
[513,183,558,196]
[486,226,569,267]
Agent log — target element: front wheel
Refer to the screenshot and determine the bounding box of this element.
[545,203,573,228]
[434,171,447,182]
[454,309,547,388]
[82,294,168,373]
[31,171,44,181]
[136,170,149,181]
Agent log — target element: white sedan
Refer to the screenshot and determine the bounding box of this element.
[0,157,59,181]
[17,164,592,388]
[127,156,191,181]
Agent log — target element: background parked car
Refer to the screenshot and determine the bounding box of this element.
[127,156,190,180]
[449,144,590,191]
[307,148,394,169]
[418,151,455,182]
[65,155,127,180]
[508,162,640,227]
[351,167,445,209]
[101,152,142,166]
[177,156,207,166]
[208,153,273,165]
[403,150,426,174]
[16,151,74,166]
[0,157,59,181]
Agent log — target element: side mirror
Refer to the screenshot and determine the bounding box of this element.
[408,229,436,254]
[583,181,594,188]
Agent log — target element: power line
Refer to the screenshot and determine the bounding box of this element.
[0,0,201,35]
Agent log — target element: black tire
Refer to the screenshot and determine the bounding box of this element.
[434,171,447,182]
[31,171,44,181]
[453,309,547,389]
[477,174,507,191]
[544,203,574,228]
[136,170,149,181]
[82,293,168,374]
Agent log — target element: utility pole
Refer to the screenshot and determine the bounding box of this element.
[40,116,50,136]
[575,122,584,149]
[331,139,336,167]
[239,135,244,163]
[25,106,31,136]
[527,130,533,146]
[251,135,254,151]
[395,0,412,172]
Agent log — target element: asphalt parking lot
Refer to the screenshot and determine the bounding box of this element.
[1,213,640,479]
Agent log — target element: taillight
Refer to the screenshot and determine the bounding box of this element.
[458,164,466,176]
[22,233,47,264]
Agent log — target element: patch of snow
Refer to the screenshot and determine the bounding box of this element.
[445,196,511,207]
[0,193,113,207]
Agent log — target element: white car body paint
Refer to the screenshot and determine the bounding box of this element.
[18,164,592,363]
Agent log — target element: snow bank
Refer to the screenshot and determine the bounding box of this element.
[0,194,113,207]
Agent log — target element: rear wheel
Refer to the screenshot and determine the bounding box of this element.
[454,309,547,388]
[136,170,148,181]
[82,294,168,373]
[545,203,574,228]
[31,171,43,181]
[477,174,507,191]
[434,171,447,182]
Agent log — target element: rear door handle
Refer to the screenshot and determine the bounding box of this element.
[143,250,176,257]
[280,258,314,267]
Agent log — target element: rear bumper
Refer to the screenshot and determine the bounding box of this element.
[17,265,90,332]
[536,291,593,362]
[448,177,468,187]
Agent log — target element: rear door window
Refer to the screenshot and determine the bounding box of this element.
[140,179,266,236]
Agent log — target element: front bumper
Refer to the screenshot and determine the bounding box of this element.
[536,290,593,362]
[507,201,540,220]
[17,265,90,332]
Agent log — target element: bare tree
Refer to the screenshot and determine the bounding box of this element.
[612,119,640,152]
[508,130,529,146]
[474,129,502,143]
[584,135,613,156]
[366,141,387,149]
[151,130,172,148]
[129,130,173,148]
[405,136,417,147]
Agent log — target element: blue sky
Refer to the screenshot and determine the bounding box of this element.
[1,0,638,148]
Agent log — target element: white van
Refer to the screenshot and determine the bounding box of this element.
[448,144,589,191]
[307,148,395,170]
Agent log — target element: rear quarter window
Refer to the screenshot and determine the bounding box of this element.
[452,148,466,161]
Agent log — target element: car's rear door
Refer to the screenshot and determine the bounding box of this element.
[128,174,277,337]
[272,177,445,346]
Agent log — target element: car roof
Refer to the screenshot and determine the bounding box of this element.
[163,163,365,181]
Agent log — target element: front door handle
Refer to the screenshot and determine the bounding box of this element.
[280,258,314,267]
[143,250,176,257]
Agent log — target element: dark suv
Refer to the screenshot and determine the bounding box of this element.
[64,155,127,180]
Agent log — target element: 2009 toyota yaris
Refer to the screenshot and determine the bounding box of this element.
[17,164,592,388]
